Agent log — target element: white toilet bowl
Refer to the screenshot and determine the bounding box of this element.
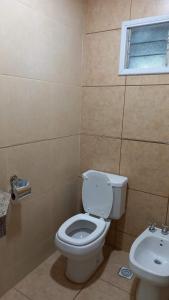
[129,227,169,300]
[55,170,128,283]
[55,213,110,283]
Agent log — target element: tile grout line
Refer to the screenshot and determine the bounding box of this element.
[73,288,84,300]
[14,288,32,300]
[82,85,126,88]
[128,187,168,199]
[80,133,169,146]
[0,73,82,87]
[0,133,80,150]
[100,278,132,296]
[116,77,127,239]
[83,83,169,87]
[164,197,169,224]
[86,27,121,35]
[73,277,132,299]
[120,137,169,145]
[119,77,127,175]
[81,133,121,140]
[116,229,135,238]
[73,280,89,300]
[129,0,133,20]
[116,228,142,238]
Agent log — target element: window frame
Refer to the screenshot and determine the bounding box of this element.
[119,15,169,75]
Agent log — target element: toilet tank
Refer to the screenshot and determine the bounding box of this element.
[82,170,128,220]
[104,172,128,220]
[109,180,127,219]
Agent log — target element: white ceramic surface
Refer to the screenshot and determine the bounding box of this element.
[129,227,169,300]
[55,170,127,283]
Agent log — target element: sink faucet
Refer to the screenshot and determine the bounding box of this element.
[149,223,156,232]
[161,225,169,235]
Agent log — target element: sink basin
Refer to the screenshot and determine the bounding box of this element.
[129,227,169,300]
[134,235,169,275]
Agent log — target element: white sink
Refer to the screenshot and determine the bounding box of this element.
[129,227,169,300]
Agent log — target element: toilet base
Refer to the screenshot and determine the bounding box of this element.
[136,280,169,300]
[65,249,104,283]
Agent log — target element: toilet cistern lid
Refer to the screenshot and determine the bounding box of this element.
[82,170,115,219]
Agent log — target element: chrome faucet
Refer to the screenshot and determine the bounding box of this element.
[149,223,156,233]
[161,225,169,235]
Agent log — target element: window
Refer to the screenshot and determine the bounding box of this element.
[119,15,169,75]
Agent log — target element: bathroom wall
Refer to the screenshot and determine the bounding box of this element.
[0,0,85,296]
[82,0,169,251]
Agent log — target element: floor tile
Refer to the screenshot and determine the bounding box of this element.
[76,279,131,300]
[100,250,137,295]
[15,251,82,300]
[0,289,28,300]
[1,250,136,300]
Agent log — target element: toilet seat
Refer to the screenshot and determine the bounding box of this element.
[57,213,106,246]
[82,170,114,219]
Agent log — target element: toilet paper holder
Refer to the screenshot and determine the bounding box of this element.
[10,175,31,202]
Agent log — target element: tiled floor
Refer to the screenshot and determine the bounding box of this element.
[0,249,137,300]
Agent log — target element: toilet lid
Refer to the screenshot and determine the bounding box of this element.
[82,170,114,219]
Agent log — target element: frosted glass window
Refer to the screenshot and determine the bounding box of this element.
[119,16,169,75]
[127,23,169,69]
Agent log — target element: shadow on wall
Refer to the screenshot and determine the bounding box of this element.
[7,204,22,239]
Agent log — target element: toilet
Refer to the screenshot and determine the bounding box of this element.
[55,170,128,283]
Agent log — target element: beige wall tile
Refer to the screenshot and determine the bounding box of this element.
[126,74,169,86]
[50,136,80,183]
[123,85,169,143]
[5,196,53,265]
[0,148,8,190]
[16,0,86,31]
[0,0,83,296]
[0,77,50,147]
[0,237,54,297]
[75,177,83,213]
[120,140,169,197]
[4,181,78,268]
[6,136,80,198]
[0,76,81,147]
[115,231,134,252]
[76,279,130,300]
[166,201,169,225]
[106,222,116,247]
[0,136,79,294]
[6,141,54,198]
[86,0,131,33]
[83,30,125,86]
[131,0,169,19]
[80,135,121,174]
[0,0,83,85]
[50,84,81,138]
[0,136,79,295]
[81,86,125,138]
[117,189,168,236]
[49,179,80,233]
